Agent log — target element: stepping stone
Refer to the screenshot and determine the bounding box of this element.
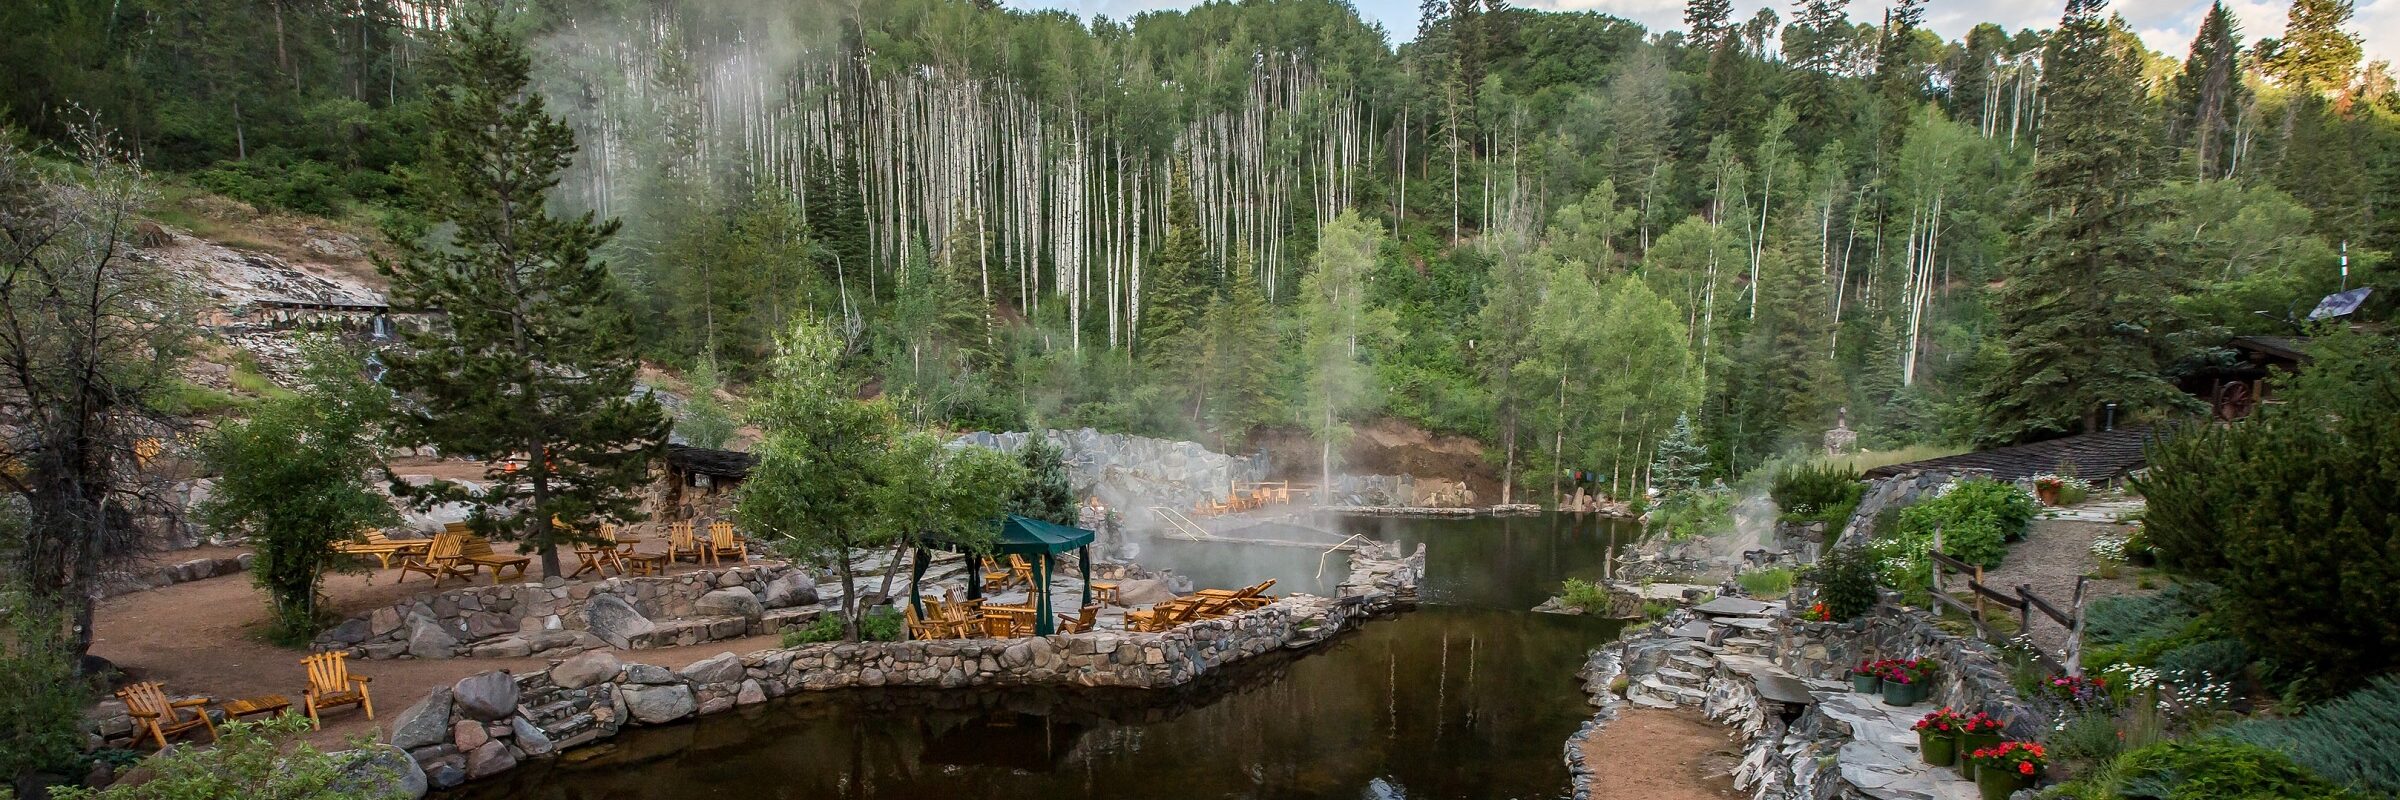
[1670,620,1715,639]
[1754,674,1816,706]
[1693,597,1776,617]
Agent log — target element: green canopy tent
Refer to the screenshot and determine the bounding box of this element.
[911,515,1097,635]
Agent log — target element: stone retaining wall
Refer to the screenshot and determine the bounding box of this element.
[313,564,821,661]
[95,553,253,599]
[385,542,1424,791]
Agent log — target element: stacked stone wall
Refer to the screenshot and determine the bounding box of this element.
[313,564,820,660]
[383,543,1423,791]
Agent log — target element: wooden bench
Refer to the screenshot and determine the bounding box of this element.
[456,537,532,584]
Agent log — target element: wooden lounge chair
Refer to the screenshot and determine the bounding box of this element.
[117,681,217,750]
[666,521,701,563]
[706,521,747,566]
[331,529,430,570]
[299,651,373,728]
[904,604,948,641]
[456,537,532,584]
[1056,604,1099,634]
[395,531,470,585]
[1126,598,1201,632]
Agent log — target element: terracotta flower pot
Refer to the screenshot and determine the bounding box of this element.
[2035,484,2061,506]
[1976,764,2034,800]
[1918,728,1958,766]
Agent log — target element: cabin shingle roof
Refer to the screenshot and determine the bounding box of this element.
[1861,426,2155,483]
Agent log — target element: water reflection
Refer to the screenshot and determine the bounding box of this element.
[449,514,1638,800]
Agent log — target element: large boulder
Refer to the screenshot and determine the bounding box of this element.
[1113,578,1177,607]
[549,650,621,690]
[509,717,555,757]
[405,618,458,659]
[762,572,818,608]
[583,594,655,649]
[620,684,696,725]
[450,671,519,722]
[694,587,763,621]
[678,652,742,685]
[329,744,428,800]
[463,739,516,779]
[386,688,454,751]
[324,617,373,646]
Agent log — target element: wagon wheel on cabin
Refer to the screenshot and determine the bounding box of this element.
[2213,381,2256,421]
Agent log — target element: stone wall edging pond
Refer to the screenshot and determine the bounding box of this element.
[383,542,1426,791]
[1565,593,2042,800]
[312,564,821,661]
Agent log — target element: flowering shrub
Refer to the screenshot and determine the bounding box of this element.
[1802,601,1831,622]
[2047,674,2114,710]
[1913,707,1967,734]
[1970,740,2049,776]
[2102,663,2237,722]
[1882,657,1942,685]
[1958,710,2007,735]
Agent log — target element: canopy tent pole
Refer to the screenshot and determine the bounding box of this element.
[909,547,930,619]
[1034,552,1055,635]
[1078,545,1091,609]
[965,552,984,601]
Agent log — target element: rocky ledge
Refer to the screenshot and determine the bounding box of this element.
[314,565,822,661]
[381,542,1424,792]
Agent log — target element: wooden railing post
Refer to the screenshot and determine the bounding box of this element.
[2065,576,2090,677]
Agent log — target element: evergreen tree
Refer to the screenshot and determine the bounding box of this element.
[1006,437,1078,526]
[1476,234,1542,504]
[2265,0,2363,91]
[1141,162,1213,363]
[803,149,869,293]
[1871,0,1929,150]
[1198,254,1277,447]
[1977,0,2188,446]
[677,357,737,450]
[2173,3,2246,179]
[1783,0,1854,139]
[379,8,670,579]
[1651,414,1710,491]
[1685,0,1736,49]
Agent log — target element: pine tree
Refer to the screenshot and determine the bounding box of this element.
[1651,414,1710,491]
[1199,253,1277,447]
[1140,162,1213,363]
[803,150,869,295]
[2173,3,2245,179]
[1685,0,1736,49]
[1006,437,1078,526]
[1872,0,1929,151]
[379,8,671,578]
[2266,0,2363,91]
[1977,0,2188,446]
[1783,0,1853,138]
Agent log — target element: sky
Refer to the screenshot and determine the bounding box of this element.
[1008,0,2397,66]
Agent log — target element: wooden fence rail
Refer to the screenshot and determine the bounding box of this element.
[1923,529,2089,677]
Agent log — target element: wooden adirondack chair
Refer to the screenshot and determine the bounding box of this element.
[904,604,944,641]
[667,521,701,563]
[452,536,532,584]
[1056,604,1099,634]
[706,521,746,566]
[117,681,217,750]
[395,531,469,585]
[299,651,373,728]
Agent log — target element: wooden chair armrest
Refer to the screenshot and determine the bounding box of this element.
[127,708,162,719]
[169,697,215,708]
[351,675,373,684]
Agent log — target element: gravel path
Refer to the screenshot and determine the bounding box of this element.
[1578,709,1744,800]
[1979,509,2143,657]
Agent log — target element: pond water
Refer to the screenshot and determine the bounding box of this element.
[451,513,1639,800]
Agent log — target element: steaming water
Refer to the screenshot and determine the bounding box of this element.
[448,513,1639,800]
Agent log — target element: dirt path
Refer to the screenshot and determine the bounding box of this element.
[1982,513,2142,655]
[89,552,785,749]
[1577,709,1743,800]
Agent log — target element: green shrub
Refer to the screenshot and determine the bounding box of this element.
[52,714,403,799]
[2134,331,2400,698]
[2,582,88,786]
[781,609,906,645]
[1735,567,1796,598]
[1891,478,2037,569]
[1650,488,1735,540]
[2154,639,2252,684]
[2056,739,2367,800]
[1640,599,1679,621]
[1558,579,1612,614]
[2222,677,2400,796]
[1812,545,1880,621]
[2085,589,2203,648]
[2051,710,2128,771]
[1770,463,1865,534]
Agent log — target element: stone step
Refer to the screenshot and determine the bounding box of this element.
[1654,667,1707,687]
[1668,652,1717,672]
